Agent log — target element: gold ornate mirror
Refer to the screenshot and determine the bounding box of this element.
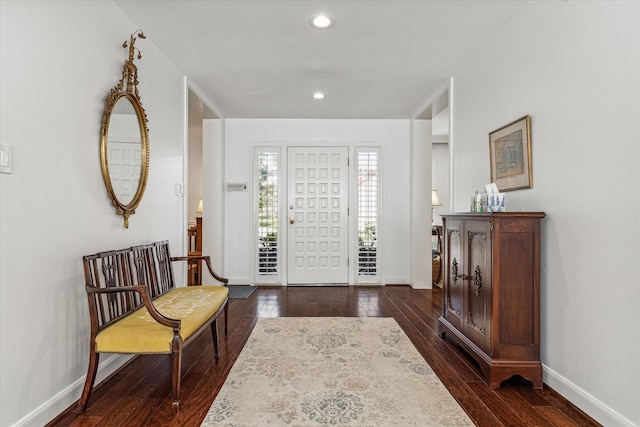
[100,31,149,228]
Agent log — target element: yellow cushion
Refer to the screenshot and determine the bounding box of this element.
[95,286,229,354]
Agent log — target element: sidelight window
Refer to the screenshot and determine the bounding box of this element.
[356,149,379,280]
[256,150,279,279]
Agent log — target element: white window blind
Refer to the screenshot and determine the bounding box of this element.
[257,151,278,277]
[357,150,378,278]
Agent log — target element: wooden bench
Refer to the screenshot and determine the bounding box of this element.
[75,240,229,413]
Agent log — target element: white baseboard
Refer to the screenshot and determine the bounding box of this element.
[543,364,636,427]
[384,277,410,285]
[11,354,132,427]
[410,280,432,289]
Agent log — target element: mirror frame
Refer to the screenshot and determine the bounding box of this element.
[100,31,149,228]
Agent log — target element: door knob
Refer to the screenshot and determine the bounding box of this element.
[289,216,295,224]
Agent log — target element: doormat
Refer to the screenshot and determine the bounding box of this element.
[227,285,256,299]
[201,317,473,426]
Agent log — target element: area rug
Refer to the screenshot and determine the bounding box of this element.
[227,285,257,299]
[201,317,473,426]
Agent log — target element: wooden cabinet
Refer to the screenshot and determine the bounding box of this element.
[438,212,545,389]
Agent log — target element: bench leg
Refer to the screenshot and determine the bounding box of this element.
[211,319,219,362]
[171,337,182,413]
[75,350,100,413]
[224,302,228,337]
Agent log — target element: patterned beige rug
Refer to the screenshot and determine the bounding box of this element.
[201,317,474,426]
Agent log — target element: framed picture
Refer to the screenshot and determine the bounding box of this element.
[489,115,532,191]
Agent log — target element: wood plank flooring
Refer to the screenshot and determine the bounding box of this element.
[48,286,601,426]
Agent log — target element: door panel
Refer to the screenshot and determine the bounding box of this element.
[465,220,492,352]
[444,220,464,331]
[287,147,349,284]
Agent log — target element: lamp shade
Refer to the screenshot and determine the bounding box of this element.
[432,190,442,206]
[196,198,203,214]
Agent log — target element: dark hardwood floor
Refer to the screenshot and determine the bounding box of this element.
[49,286,601,426]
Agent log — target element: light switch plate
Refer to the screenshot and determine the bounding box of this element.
[0,144,12,174]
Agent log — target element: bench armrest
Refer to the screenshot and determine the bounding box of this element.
[171,255,229,285]
[86,284,181,330]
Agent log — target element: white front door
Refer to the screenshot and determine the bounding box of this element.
[287,147,349,284]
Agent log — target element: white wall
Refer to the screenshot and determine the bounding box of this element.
[430,95,450,225]
[202,119,225,275]
[411,120,433,289]
[0,2,186,425]
[222,119,412,285]
[187,90,204,225]
[450,2,640,426]
[432,143,449,225]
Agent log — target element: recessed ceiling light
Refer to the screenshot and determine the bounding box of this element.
[310,14,334,29]
[312,92,325,100]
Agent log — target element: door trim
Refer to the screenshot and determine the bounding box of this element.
[251,142,384,286]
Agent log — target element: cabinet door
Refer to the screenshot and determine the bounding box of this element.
[464,220,492,353]
[443,219,464,331]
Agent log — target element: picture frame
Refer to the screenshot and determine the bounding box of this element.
[489,115,532,192]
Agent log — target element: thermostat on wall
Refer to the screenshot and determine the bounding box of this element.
[226,182,248,191]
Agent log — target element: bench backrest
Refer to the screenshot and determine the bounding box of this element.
[83,240,176,333]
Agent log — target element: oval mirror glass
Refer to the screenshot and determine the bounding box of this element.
[105,96,143,205]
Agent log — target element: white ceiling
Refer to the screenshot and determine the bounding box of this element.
[115,1,527,119]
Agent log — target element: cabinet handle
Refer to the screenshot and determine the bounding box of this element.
[451,258,459,281]
[473,265,482,296]
[452,264,483,296]
[451,259,483,296]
